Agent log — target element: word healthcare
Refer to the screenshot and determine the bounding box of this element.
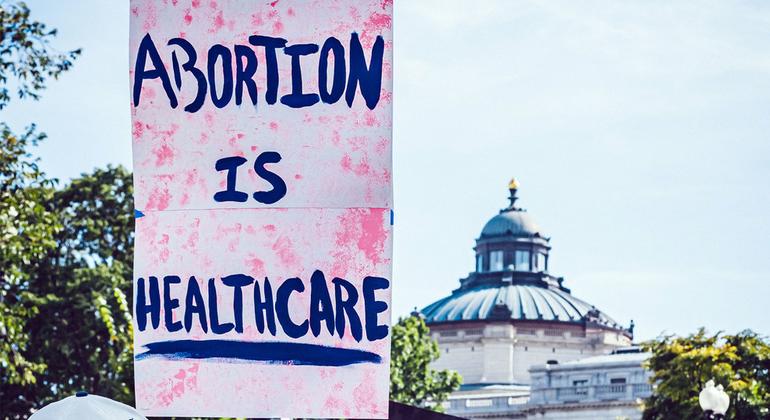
[135,269,390,342]
[132,32,385,112]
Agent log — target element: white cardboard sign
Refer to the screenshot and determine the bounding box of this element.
[129,1,393,417]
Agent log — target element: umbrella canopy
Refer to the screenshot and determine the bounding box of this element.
[29,392,147,420]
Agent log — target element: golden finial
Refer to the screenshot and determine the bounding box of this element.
[508,177,520,190]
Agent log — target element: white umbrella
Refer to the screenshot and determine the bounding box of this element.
[29,391,148,420]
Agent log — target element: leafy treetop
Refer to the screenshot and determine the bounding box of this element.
[643,329,770,420]
[0,1,80,108]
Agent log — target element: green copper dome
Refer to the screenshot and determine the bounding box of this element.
[480,210,542,238]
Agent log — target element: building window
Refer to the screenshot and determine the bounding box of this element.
[514,250,530,271]
[536,252,547,272]
[465,328,484,336]
[609,377,626,393]
[573,380,588,396]
[476,254,484,272]
[490,250,504,271]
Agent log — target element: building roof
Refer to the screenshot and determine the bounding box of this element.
[530,347,649,373]
[480,210,543,238]
[422,283,620,326]
[558,351,649,367]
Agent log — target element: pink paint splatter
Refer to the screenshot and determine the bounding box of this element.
[132,121,144,139]
[357,209,387,265]
[272,20,284,35]
[340,154,352,171]
[185,231,199,249]
[142,3,158,31]
[152,143,175,166]
[353,369,382,415]
[354,156,371,176]
[191,0,201,7]
[184,169,198,186]
[363,111,379,127]
[366,12,392,30]
[269,121,279,131]
[251,12,264,26]
[340,153,371,176]
[183,8,193,25]
[272,236,299,267]
[142,86,156,100]
[375,137,388,154]
[338,209,386,265]
[210,10,225,33]
[245,255,265,274]
[204,112,215,128]
[184,363,199,389]
[146,188,171,211]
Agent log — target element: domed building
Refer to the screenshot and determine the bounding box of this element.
[421,179,635,418]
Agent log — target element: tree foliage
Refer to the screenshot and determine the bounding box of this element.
[0,123,58,388]
[389,314,462,412]
[1,165,135,418]
[642,329,770,420]
[0,0,81,108]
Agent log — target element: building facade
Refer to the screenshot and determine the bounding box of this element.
[421,180,637,419]
[525,347,652,419]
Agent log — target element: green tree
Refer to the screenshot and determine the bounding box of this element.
[389,314,462,412]
[1,166,135,418]
[642,329,770,420]
[0,123,58,389]
[0,1,83,417]
[0,0,80,108]
[0,0,80,389]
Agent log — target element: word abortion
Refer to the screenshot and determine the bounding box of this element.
[133,33,385,112]
[135,269,390,342]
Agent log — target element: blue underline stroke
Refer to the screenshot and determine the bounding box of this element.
[135,339,382,366]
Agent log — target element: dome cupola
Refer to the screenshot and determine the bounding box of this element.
[422,178,631,336]
[480,178,543,238]
[474,179,551,275]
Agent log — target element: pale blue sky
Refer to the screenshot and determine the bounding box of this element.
[5,1,770,341]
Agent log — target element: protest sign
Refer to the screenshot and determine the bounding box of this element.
[129,1,393,417]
